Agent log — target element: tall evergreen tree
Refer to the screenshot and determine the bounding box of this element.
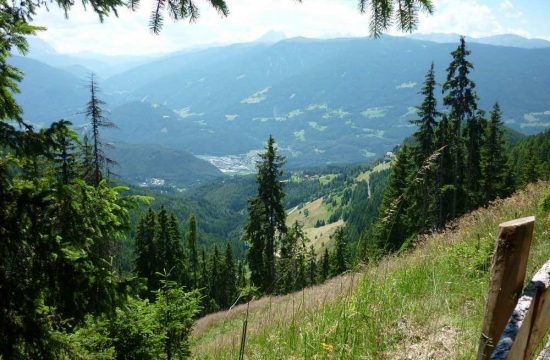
[186,214,199,289]
[307,245,317,287]
[244,135,286,294]
[134,209,158,294]
[442,36,478,218]
[84,73,116,187]
[167,214,186,286]
[481,103,510,202]
[208,245,223,309]
[244,197,266,291]
[408,63,441,232]
[375,145,413,251]
[331,227,348,276]
[222,243,237,308]
[321,248,330,282]
[411,63,440,165]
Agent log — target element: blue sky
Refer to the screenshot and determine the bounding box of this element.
[32,0,550,56]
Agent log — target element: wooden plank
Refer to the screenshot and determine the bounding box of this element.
[477,216,536,360]
[490,260,550,360]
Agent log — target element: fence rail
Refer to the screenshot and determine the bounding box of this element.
[477,216,550,360]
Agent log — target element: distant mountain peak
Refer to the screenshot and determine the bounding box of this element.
[409,32,550,49]
[255,30,287,44]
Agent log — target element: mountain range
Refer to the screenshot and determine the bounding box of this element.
[11,33,550,179]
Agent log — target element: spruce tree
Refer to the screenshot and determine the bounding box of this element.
[408,63,440,232]
[222,243,236,308]
[481,103,510,202]
[84,73,117,187]
[186,214,199,289]
[307,245,317,286]
[331,227,348,276]
[208,245,223,309]
[51,121,79,185]
[244,135,286,294]
[167,214,186,286]
[375,145,413,251]
[134,209,158,294]
[321,248,330,281]
[411,63,440,166]
[442,37,477,218]
[244,197,266,291]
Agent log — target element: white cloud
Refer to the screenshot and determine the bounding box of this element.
[33,0,371,55]
[31,0,544,56]
[413,0,531,38]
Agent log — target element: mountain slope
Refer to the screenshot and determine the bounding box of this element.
[13,36,550,167]
[109,143,224,186]
[103,36,550,166]
[191,182,550,359]
[10,56,89,127]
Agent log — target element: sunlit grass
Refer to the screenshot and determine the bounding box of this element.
[192,182,550,359]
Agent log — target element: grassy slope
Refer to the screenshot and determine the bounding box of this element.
[191,182,550,359]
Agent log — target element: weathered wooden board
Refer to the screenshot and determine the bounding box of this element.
[477,216,536,360]
[490,259,550,360]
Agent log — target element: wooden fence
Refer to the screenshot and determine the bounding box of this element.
[477,216,550,360]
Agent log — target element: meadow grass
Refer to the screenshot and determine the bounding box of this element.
[192,182,550,359]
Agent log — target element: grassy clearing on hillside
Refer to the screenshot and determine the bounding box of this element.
[191,182,550,359]
[286,197,342,251]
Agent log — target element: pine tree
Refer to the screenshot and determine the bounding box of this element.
[411,63,440,166]
[434,114,455,226]
[244,197,266,291]
[307,245,317,286]
[222,243,236,308]
[84,73,116,187]
[331,227,348,276]
[481,103,510,202]
[408,63,440,232]
[166,214,186,286]
[134,209,158,295]
[244,135,286,294]
[375,145,413,251]
[321,248,330,282]
[208,245,223,309]
[442,36,477,218]
[51,121,79,185]
[186,214,199,289]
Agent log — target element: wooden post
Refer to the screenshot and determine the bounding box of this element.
[477,216,536,360]
[490,260,550,360]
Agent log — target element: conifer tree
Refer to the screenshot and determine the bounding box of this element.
[442,37,477,217]
[186,214,199,289]
[408,63,440,232]
[51,121,79,185]
[411,63,440,166]
[375,145,413,251]
[84,73,116,187]
[307,245,317,286]
[134,209,158,294]
[434,114,455,226]
[222,243,236,307]
[321,248,330,282]
[167,214,186,286]
[481,103,510,202]
[244,135,286,294]
[244,197,266,291]
[331,227,348,276]
[208,245,223,309]
[236,261,247,290]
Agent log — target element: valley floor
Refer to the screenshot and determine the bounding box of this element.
[190,182,550,359]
